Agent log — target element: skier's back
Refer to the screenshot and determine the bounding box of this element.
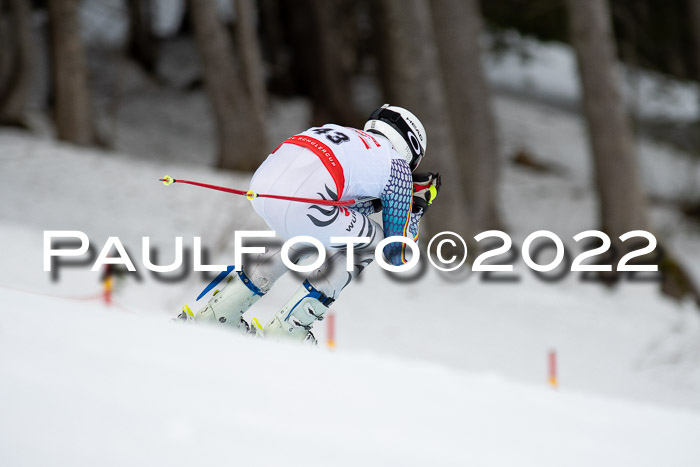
[179,104,441,343]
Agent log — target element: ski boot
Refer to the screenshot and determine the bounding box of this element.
[264,280,334,344]
[175,269,265,334]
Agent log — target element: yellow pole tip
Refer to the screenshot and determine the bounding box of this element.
[246,190,258,200]
[162,175,174,186]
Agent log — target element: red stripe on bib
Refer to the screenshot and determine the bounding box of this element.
[278,135,346,200]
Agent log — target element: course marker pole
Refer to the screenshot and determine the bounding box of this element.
[327,311,336,349]
[548,349,558,389]
[103,264,112,305]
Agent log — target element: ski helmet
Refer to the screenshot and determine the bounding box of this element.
[364,104,427,171]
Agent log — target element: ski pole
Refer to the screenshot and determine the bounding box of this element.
[159,175,357,206]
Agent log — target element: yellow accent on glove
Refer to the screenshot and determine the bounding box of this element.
[428,185,438,205]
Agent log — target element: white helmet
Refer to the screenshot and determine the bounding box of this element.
[363,104,427,171]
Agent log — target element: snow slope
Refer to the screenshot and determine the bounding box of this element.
[1,123,699,414]
[5,50,700,408]
[4,27,700,465]
[2,288,700,467]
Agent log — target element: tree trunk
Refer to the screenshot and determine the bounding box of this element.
[48,0,95,145]
[0,0,33,126]
[566,0,648,239]
[233,0,266,124]
[430,0,502,237]
[377,0,470,243]
[0,0,10,92]
[280,0,360,126]
[307,0,361,126]
[189,0,266,171]
[688,0,700,126]
[175,0,193,37]
[126,0,158,75]
[258,0,289,93]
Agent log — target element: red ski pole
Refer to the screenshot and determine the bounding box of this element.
[159,175,356,206]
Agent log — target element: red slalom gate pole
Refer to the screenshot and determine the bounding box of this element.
[159,175,357,207]
[548,349,558,389]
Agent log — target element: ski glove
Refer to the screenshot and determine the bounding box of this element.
[412,172,441,213]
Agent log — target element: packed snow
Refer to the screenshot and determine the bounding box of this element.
[2,289,700,467]
[3,18,700,466]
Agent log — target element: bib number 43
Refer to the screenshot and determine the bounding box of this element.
[312,127,350,145]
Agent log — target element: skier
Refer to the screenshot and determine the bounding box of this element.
[177,104,441,343]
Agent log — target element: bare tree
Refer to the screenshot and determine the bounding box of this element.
[566,0,700,305]
[307,0,361,126]
[0,0,34,126]
[256,0,361,125]
[233,0,266,125]
[688,0,700,123]
[48,0,95,145]
[0,0,15,101]
[257,0,287,92]
[280,0,360,125]
[126,0,158,75]
[430,0,502,237]
[189,0,266,171]
[377,0,470,242]
[566,0,648,239]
